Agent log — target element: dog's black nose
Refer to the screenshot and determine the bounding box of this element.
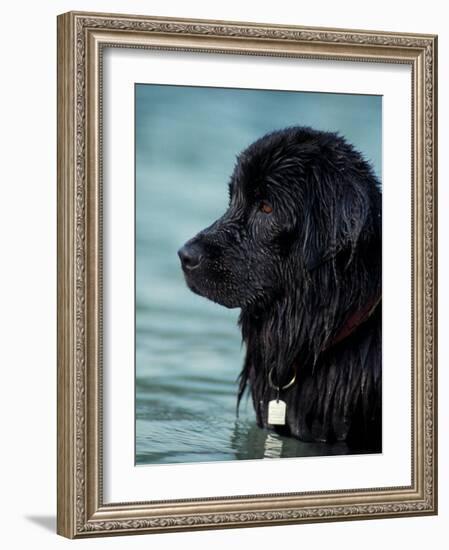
[178,243,202,270]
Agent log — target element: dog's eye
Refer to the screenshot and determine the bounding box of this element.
[259,201,273,214]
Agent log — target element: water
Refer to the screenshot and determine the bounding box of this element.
[135,84,381,465]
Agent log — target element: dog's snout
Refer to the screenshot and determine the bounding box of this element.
[178,243,203,271]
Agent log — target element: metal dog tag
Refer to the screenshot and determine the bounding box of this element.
[268,399,286,425]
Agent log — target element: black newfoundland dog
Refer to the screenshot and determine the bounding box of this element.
[178,126,382,452]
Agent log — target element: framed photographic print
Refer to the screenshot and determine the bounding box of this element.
[57,11,438,538]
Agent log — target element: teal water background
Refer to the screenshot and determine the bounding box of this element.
[135,84,382,465]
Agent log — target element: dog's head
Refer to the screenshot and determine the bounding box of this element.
[178,127,381,313]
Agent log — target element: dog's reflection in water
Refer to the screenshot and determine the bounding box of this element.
[230,420,364,461]
[262,432,284,459]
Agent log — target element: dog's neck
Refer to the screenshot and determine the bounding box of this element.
[238,291,381,391]
[325,294,381,350]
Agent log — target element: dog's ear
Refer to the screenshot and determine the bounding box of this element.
[301,171,375,272]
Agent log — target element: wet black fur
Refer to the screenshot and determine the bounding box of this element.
[179,126,382,451]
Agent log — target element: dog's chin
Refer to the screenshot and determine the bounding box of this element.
[182,272,242,309]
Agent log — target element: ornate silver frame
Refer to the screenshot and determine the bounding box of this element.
[57,11,438,538]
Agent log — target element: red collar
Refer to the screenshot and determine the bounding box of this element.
[326,294,381,350]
